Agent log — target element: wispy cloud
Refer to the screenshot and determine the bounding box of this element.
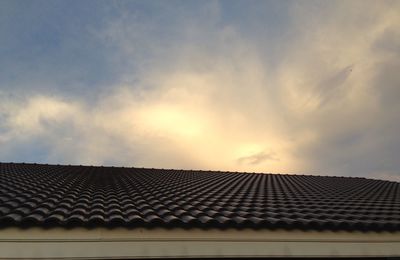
[237,151,279,166]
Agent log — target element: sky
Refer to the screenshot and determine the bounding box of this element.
[1,0,400,181]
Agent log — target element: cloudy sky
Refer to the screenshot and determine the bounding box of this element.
[1,0,399,181]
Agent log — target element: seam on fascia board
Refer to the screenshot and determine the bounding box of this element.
[1,238,400,243]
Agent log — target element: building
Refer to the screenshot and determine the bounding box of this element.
[0,162,399,259]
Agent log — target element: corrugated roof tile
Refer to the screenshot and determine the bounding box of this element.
[0,162,399,231]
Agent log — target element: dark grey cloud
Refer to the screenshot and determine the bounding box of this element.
[313,65,354,107]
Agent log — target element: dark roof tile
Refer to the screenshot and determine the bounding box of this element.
[0,162,400,231]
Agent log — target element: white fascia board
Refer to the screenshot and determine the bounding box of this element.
[0,227,399,259]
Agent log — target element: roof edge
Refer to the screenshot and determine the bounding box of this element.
[1,161,386,182]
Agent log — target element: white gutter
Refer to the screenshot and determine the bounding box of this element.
[0,227,399,259]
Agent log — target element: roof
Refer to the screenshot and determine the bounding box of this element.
[0,162,399,232]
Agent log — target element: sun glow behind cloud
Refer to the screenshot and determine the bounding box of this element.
[0,0,400,181]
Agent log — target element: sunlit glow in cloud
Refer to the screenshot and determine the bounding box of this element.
[0,0,399,181]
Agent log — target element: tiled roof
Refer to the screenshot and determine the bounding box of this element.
[0,162,399,231]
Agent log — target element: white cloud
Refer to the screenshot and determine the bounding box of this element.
[1,1,399,180]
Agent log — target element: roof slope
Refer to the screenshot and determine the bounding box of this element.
[0,162,399,231]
